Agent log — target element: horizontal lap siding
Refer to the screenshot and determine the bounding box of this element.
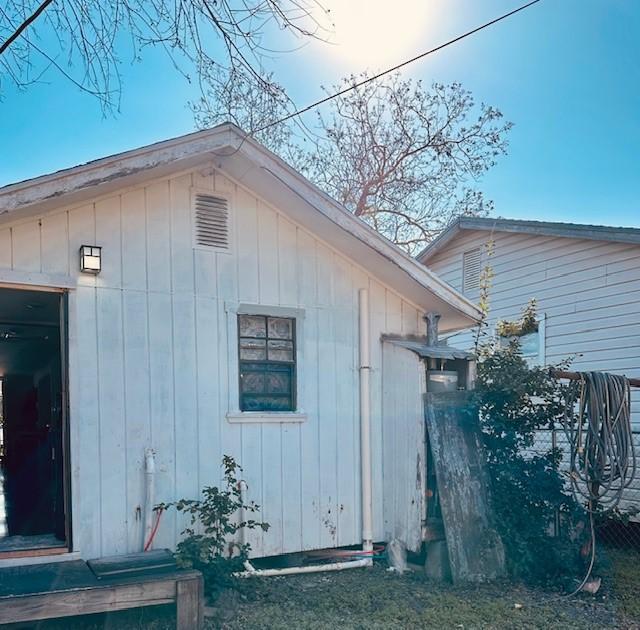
[428,230,640,507]
[0,168,423,558]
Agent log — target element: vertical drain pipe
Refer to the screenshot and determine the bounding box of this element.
[359,288,374,555]
[143,448,156,551]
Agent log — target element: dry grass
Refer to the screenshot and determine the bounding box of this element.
[8,551,640,629]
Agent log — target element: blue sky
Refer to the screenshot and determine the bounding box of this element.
[1,0,638,227]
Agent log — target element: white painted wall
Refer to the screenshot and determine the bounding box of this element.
[0,166,427,559]
[381,342,426,552]
[427,228,640,508]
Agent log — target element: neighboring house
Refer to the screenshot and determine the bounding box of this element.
[419,216,640,510]
[0,124,480,565]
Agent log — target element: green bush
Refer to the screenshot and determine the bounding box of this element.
[157,455,269,597]
[474,329,586,582]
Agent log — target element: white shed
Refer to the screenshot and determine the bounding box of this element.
[0,124,479,565]
[419,216,640,511]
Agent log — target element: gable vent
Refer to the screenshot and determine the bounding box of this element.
[462,248,482,293]
[194,193,229,250]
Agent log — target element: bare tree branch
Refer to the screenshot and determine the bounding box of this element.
[0,0,330,111]
[195,71,511,255]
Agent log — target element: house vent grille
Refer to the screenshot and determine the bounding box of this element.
[194,193,229,250]
[462,248,482,293]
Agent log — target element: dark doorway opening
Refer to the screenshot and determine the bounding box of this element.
[0,287,67,555]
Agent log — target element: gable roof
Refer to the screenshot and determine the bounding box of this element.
[0,123,481,332]
[417,216,640,263]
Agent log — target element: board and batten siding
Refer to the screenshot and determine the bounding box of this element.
[427,229,640,506]
[0,167,425,559]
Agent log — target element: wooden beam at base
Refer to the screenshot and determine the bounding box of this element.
[176,575,204,630]
[0,547,69,560]
[0,581,176,625]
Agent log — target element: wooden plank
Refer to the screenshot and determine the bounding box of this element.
[172,293,199,536]
[257,202,279,305]
[176,575,203,630]
[261,424,283,556]
[145,181,172,293]
[235,187,259,303]
[279,218,302,553]
[40,211,69,274]
[122,290,152,552]
[256,202,283,555]
[169,173,194,294]
[333,254,356,547]
[0,581,176,624]
[0,547,68,560]
[300,307,321,551]
[68,203,96,288]
[317,307,338,549]
[72,286,101,558]
[0,227,11,268]
[121,188,147,291]
[385,290,402,335]
[147,291,176,549]
[280,422,302,554]
[425,392,506,582]
[195,296,219,492]
[95,196,122,288]
[87,550,175,578]
[11,219,41,272]
[96,287,128,555]
[278,215,298,306]
[240,423,264,557]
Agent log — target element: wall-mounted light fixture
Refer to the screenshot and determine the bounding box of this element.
[79,245,102,274]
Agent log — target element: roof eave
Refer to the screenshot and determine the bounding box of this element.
[0,123,482,329]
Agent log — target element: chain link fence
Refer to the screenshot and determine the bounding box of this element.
[529,426,640,550]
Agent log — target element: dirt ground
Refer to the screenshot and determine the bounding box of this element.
[8,549,640,629]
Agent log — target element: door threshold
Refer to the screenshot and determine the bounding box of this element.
[0,546,68,560]
[0,534,68,559]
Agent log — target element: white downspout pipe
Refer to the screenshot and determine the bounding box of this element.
[143,448,156,551]
[359,288,374,555]
[238,288,374,577]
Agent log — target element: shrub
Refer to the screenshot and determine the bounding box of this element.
[474,312,586,582]
[157,455,269,597]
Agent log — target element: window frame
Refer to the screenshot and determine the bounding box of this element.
[496,314,546,367]
[237,314,297,413]
[225,303,307,424]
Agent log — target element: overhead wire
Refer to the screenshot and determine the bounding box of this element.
[211,0,543,157]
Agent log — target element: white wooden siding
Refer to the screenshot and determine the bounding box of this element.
[0,168,424,559]
[427,229,640,510]
[382,343,426,551]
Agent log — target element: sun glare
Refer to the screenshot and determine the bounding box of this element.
[322,0,432,71]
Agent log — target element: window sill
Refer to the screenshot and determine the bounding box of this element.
[226,412,307,424]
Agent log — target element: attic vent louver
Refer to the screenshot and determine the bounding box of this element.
[194,193,229,250]
[462,248,482,293]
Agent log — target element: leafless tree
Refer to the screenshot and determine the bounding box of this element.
[195,71,512,254]
[0,0,329,110]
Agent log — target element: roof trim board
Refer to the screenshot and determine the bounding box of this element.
[417,217,640,263]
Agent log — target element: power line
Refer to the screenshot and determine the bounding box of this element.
[254,0,542,134]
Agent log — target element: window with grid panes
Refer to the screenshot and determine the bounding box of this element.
[238,314,296,412]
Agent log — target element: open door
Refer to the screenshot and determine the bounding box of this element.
[0,287,69,556]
